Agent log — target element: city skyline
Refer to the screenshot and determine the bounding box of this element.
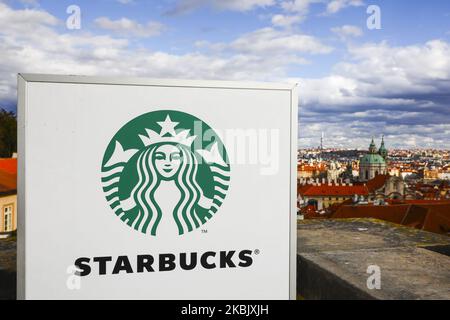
[0,0,450,149]
[300,134,450,151]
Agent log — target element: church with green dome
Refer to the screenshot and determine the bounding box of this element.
[359,137,388,181]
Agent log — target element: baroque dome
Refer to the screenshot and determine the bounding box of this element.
[360,153,386,165]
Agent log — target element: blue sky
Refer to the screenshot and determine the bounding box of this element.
[1,0,450,149]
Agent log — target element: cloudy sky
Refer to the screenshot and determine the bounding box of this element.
[1,0,450,149]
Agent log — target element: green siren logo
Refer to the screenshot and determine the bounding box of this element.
[101,110,231,236]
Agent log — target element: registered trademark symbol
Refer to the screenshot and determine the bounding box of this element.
[254,249,260,255]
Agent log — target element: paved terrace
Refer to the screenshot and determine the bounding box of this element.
[297,218,450,300]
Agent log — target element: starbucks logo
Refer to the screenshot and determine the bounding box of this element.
[101,110,231,236]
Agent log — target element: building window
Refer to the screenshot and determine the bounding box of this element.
[3,205,13,232]
[365,171,369,180]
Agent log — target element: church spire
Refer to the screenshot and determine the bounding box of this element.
[369,136,377,154]
[379,135,388,160]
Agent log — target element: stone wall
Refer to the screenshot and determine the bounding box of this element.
[0,237,16,300]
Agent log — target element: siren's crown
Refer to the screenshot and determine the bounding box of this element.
[139,115,196,147]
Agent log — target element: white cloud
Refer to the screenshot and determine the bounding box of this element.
[168,0,363,16]
[194,27,332,78]
[0,2,58,31]
[1,2,450,148]
[270,1,360,32]
[0,3,312,106]
[294,39,450,148]
[213,0,275,11]
[326,0,364,14]
[281,0,321,15]
[278,0,363,25]
[95,17,164,38]
[271,14,303,27]
[294,40,450,111]
[166,0,275,15]
[230,27,333,54]
[331,25,363,39]
[298,40,450,114]
[337,40,450,96]
[297,75,415,110]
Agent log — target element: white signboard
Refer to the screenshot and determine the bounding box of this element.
[17,74,297,300]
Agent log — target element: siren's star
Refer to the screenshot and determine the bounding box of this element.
[157,115,179,137]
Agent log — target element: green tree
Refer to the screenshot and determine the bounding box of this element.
[0,108,17,158]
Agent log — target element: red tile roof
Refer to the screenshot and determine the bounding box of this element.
[299,184,369,197]
[421,204,450,235]
[297,164,326,172]
[0,158,17,175]
[0,158,17,195]
[366,174,390,192]
[332,201,450,236]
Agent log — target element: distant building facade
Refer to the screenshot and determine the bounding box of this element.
[0,158,17,237]
[423,166,439,181]
[366,174,405,200]
[298,181,368,211]
[297,162,327,180]
[326,161,341,182]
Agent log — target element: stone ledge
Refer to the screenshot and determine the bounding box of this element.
[297,219,450,300]
[0,237,16,300]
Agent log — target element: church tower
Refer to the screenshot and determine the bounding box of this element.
[369,137,377,154]
[359,137,387,182]
[379,136,388,161]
